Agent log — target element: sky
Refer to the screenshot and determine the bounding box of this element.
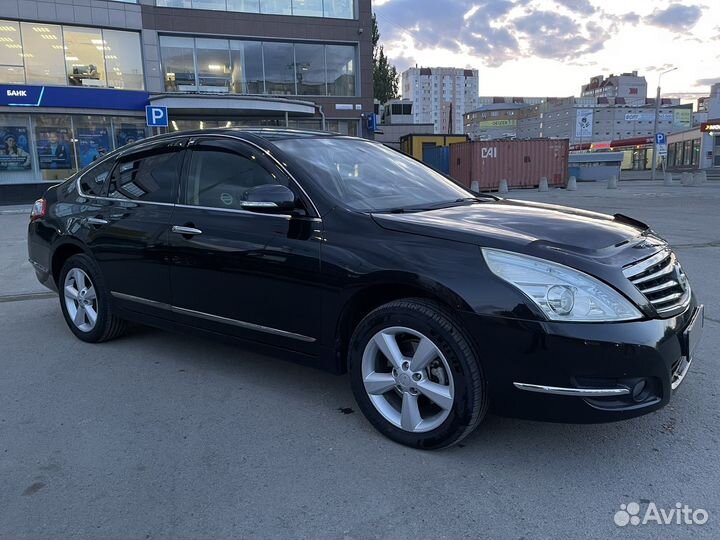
[373,0,720,98]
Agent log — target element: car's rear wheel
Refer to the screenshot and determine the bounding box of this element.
[349,298,487,449]
[59,254,127,342]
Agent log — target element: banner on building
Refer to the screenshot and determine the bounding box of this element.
[0,126,31,171]
[576,109,593,138]
[478,119,517,128]
[115,127,147,148]
[624,112,674,122]
[77,127,111,168]
[35,127,73,170]
[673,109,692,128]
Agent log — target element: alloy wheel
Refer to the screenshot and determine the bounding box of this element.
[361,326,455,433]
[63,268,98,333]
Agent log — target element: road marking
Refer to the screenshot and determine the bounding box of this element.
[0,292,56,303]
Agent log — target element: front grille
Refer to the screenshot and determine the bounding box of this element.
[623,249,690,315]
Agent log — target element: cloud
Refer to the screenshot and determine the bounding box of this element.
[554,0,597,15]
[645,4,703,31]
[696,77,720,87]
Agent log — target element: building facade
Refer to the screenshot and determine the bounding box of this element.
[0,0,372,202]
[401,67,479,134]
[580,71,648,100]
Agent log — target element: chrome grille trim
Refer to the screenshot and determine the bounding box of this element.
[623,249,690,315]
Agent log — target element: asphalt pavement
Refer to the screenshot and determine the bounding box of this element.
[1,181,718,540]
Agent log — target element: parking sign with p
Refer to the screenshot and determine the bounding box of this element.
[146,105,168,128]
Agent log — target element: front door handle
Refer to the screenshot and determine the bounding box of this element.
[86,217,108,225]
[171,225,203,236]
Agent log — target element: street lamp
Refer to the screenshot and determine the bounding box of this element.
[651,67,678,181]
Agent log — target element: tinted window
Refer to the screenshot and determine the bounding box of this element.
[107,142,184,203]
[185,141,279,210]
[79,158,114,196]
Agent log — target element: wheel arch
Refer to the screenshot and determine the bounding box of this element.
[51,239,91,286]
[331,275,473,374]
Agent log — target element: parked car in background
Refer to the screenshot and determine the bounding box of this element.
[28,129,703,449]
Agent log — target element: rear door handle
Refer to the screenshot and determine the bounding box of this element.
[86,217,108,225]
[171,225,203,236]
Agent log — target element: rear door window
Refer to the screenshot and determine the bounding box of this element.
[79,158,115,196]
[107,139,186,203]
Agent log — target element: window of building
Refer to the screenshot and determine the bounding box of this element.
[324,0,354,18]
[33,115,76,181]
[196,38,231,92]
[103,29,144,90]
[114,117,149,149]
[160,36,197,91]
[0,21,25,84]
[227,0,260,11]
[261,0,293,15]
[230,40,264,94]
[294,43,326,95]
[292,0,323,16]
[74,115,113,169]
[326,44,355,96]
[263,41,295,95]
[21,22,67,86]
[0,114,32,185]
[108,142,183,203]
[64,26,107,87]
[191,0,226,9]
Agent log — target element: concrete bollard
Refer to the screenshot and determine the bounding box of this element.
[681,172,693,186]
[498,178,509,194]
[470,180,480,192]
[607,175,618,189]
[694,170,707,185]
[663,172,673,187]
[538,177,549,192]
[566,176,577,191]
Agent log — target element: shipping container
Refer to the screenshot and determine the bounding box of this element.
[422,145,450,174]
[400,134,469,160]
[449,139,569,190]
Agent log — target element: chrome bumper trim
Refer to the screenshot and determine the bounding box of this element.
[513,382,630,397]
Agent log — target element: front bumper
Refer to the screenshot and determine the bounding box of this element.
[460,298,703,423]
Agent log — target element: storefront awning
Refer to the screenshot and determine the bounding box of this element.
[148,93,317,117]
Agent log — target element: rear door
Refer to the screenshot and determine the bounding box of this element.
[84,137,187,317]
[168,136,323,353]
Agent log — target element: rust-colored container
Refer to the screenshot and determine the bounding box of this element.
[449,139,569,190]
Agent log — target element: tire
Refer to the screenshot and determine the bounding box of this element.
[58,253,127,343]
[349,298,487,449]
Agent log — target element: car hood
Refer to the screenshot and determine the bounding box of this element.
[371,198,664,264]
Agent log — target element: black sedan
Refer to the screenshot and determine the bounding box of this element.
[27,129,704,449]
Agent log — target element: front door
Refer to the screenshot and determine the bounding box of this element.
[168,136,322,354]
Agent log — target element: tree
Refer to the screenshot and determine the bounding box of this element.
[372,14,399,104]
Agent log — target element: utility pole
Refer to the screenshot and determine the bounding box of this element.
[651,67,678,181]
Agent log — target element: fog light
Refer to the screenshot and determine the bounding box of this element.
[547,285,575,315]
[631,379,647,402]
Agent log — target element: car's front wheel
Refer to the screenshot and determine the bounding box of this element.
[59,254,127,343]
[349,298,487,449]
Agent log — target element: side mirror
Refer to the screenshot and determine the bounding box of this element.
[241,184,297,213]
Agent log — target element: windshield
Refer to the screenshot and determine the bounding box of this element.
[274,137,474,212]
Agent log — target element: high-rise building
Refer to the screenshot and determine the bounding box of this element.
[0,0,372,203]
[401,67,479,134]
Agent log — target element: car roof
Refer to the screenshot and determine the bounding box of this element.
[162,127,340,142]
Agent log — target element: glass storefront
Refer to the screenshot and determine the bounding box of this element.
[0,114,149,185]
[160,36,357,97]
[0,20,144,90]
[667,138,702,168]
[156,0,354,18]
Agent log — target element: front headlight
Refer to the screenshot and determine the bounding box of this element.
[482,248,643,322]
